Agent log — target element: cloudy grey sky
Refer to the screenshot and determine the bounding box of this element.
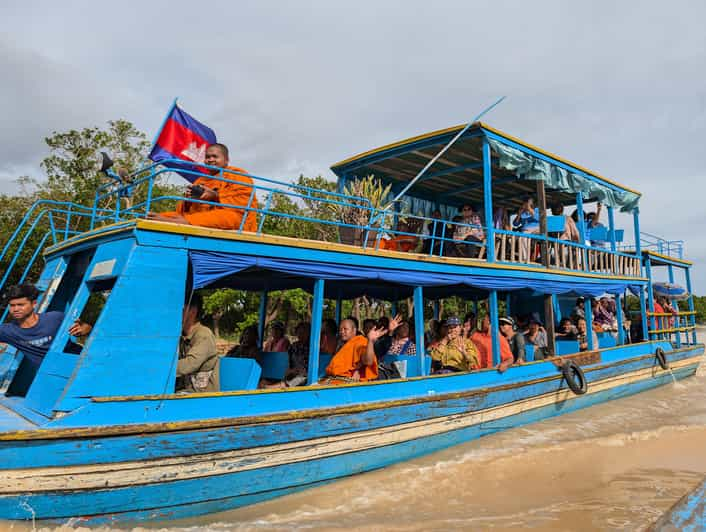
[1,1,705,289]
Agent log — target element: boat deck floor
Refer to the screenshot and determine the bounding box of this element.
[0,401,37,432]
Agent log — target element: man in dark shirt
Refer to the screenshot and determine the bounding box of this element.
[0,284,91,387]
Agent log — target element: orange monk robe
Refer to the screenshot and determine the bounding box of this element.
[379,235,418,252]
[470,331,513,369]
[325,335,378,381]
[161,166,258,231]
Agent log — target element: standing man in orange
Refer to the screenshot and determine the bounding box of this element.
[148,143,258,231]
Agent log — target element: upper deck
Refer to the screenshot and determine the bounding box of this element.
[0,121,691,310]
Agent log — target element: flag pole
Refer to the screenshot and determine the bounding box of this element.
[148,97,179,155]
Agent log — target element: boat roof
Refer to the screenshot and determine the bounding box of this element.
[330,122,640,210]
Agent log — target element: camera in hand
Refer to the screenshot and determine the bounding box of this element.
[189,185,205,198]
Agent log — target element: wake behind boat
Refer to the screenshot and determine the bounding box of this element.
[0,119,701,524]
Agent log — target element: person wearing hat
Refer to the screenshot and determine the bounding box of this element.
[499,316,526,363]
[429,316,480,373]
[263,321,290,352]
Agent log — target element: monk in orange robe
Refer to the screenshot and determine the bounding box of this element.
[323,319,378,383]
[378,221,418,252]
[148,143,258,231]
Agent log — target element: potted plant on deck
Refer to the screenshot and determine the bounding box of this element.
[333,175,392,246]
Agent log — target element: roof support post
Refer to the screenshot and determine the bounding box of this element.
[616,292,625,345]
[576,193,587,271]
[489,290,501,365]
[413,286,427,376]
[639,287,649,342]
[258,289,268,346]
[536,179,555,356]
[307,279,325,385]
[645,258,656,340]
[685,267,697,344]
[432,300,440,320]
[335,293,343,325]
[633,207,642,255]
[585,298,595,351]
[482,137,495,262]
[668,264,681,347]
[607,206,617,252]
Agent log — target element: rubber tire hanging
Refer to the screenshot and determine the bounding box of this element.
[655,347,669,370]
[561,361,588,395]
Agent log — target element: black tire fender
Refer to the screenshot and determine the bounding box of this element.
[561,361,588,395]
[655,347,669,370]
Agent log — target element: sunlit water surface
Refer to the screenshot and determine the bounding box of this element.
[8,336,706,532]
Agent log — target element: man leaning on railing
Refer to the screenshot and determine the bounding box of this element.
[148,143,258,231]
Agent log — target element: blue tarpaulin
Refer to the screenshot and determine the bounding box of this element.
[189,251,642,299]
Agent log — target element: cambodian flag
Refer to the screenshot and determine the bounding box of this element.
[148,102,217,182]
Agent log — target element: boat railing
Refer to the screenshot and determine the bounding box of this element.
[0,200,117,313]
[618,231,684,259]
[88,160,647,279]
[1,161,648,297]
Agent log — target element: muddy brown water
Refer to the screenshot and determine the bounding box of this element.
[8,334,706,532]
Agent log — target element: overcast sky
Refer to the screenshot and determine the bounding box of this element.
[1,1,705,290]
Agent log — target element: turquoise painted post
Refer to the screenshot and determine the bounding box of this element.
[433,300,440,320]
[645,258,656,340]
[607,206,617,252]
[473,300,479,317]
[258,290,268,347]
[616,293,625,345]
[482,137,495,262]
[585,298,595,350]
[489,290,500,365]
[413,286,426,376]
[307,279,325,385]
[552,294,561,320]
[505,294,511,317]
[633,207,642,255]
[685,267,697,344]
[639,288,649,342]
[391,300,398,316]
[668,264,681,347]
[335,295,342,325]
[576,193,587,270]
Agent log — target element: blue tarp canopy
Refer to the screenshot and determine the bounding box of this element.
[190,251,642,299]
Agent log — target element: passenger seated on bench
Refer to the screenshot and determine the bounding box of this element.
[263,321,290,352]
[551,203,580,242]
[513,196,540,262]
[593,297,616,331]
[422,210,446,255]
[571,297,585,321]
[267,321,311,389]
[321,319,377,384]
[147,143,258,231]
[556,317,578,339]
[462,312,476,339]
[471,315,514,371]
[499,316,526,363]
[386,319,416,355]
[430,316,479,373]
[226,325,262,365]
[320,318,339,355]
[450,204,485,258]
[524,318,548,360]
[576,317,598,352]
[176,293,219,393]
[379,221,418,252]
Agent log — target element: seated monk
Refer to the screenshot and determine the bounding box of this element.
[148,143,258,231]
[379,221,418,252]
[322,318,378,384]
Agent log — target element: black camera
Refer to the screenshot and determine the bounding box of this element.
[189,185,205,198]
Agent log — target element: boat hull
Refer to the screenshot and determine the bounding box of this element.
[0,344,702,524]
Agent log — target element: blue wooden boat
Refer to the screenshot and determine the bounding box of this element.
[0,122,701,524]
